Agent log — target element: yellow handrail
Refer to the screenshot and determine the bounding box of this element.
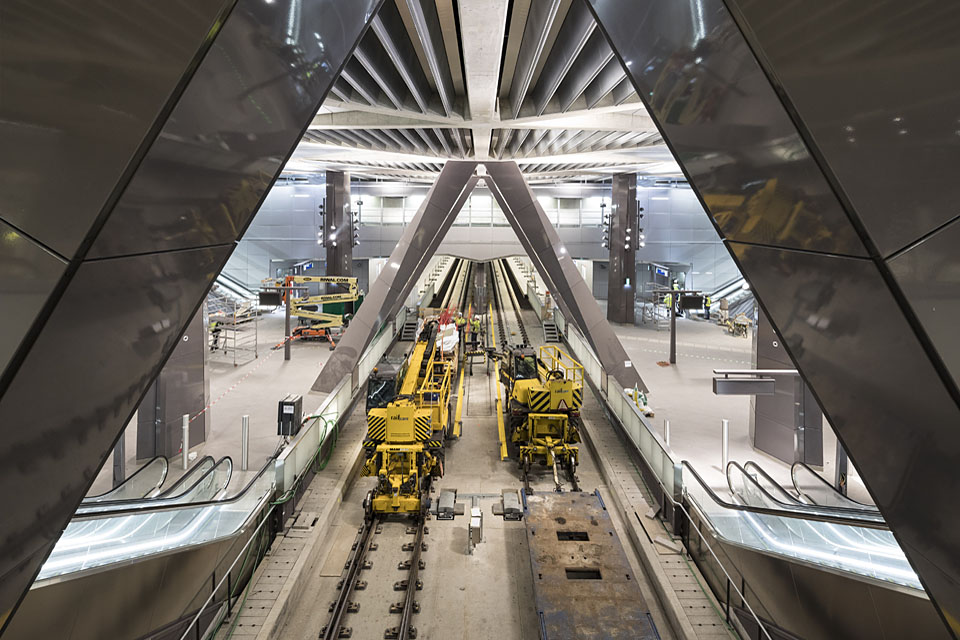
[538,345,583,385]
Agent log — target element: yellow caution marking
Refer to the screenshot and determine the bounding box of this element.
[453,364,465,438]
[491,302,508,460]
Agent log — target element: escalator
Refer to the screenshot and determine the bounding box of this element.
[81,456,170,504]
[75,457,232,516]
[791,462,878,512]
[680,462,946,639]
[2,459,271,640]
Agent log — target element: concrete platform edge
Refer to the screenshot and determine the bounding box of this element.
[254,443,365,640]
[582,426,701,640]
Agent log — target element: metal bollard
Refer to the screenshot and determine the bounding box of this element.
[664,419,670,447]
[241,415,250,471]
[721,419,729,469]
[182,414,190,470]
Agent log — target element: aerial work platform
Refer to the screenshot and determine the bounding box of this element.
[524,491,660,640]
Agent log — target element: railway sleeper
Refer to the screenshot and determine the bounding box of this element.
[384,625,417,639]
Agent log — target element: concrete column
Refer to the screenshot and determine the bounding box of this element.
[607,173,637,324]
[324,170,353,277]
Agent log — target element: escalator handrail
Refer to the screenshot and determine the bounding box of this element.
[742,461,804,504]
[726,462,886,525]
[156,456,216,498]
[81,455,169,502]
[681,461,889,530]
[70,456,273,521]
[74,456,232,514]
[791,461,878,510]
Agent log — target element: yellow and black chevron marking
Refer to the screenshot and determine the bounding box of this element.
[367,415,387,441]
[466,350,485,356]
[530,390,551,412]
[572,387,583,408]
[424,440,444,449]
[360,465,373,477]
[415,415,432,440]
[363,440,379,448]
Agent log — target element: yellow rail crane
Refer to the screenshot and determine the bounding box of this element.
[361,321,453,515]
[496,345,584,491]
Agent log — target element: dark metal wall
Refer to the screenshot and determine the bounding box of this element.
[588,0,960,632]
[0,0,380,630]
[137,307,210,460]
[749,308,822,466]
[325,170,354,277]
[607,173,637,324]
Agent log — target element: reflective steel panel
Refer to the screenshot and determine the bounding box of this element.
[889,216,960,392]
[88,0,383,258]
[0,222,66,379]
[730,241,960,629]
[0,245,231,625]
[0,0,230,258]
[726,1,960,257]
[586,0,866,257]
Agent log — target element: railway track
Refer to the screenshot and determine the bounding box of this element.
[322,508,428,640]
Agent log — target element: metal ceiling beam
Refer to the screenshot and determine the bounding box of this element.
[371,0,436,114]
[405,0,458,117]
[320,98,465,125]
[354,29,415,113]
[503,98,644,125]
[435,0,465,95]
[508,0,565,119]
[499,0,532,99]
[379,128,415,153]
[529,0,595,116]
[340,58,389,109]
[554,30,614,112]
[583,57,625,108]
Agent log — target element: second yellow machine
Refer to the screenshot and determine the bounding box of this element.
[497,344,584,491]
[361,320,454,516]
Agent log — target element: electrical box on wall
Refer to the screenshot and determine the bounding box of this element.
[278,394,303,436]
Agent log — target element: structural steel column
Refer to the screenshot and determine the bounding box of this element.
[607,173,636,324]
[589,0,960,631]
[0,1,380,629]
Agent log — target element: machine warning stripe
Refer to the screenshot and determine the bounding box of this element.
[367,417,387,440]
[363,440,381,448]
[572,388,583,407]
[530,391,550,412]
[415,416,433,440]
[425,440,443,449]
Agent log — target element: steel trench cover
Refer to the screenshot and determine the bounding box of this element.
[524,491,659,639]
